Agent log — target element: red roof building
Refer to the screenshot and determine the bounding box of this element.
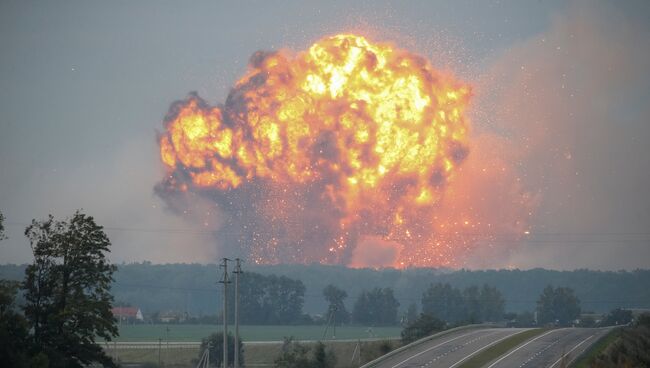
[112,307,143,322]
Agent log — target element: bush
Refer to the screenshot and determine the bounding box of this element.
[590,318,650,367]
[199,332,243,367]
[600,308,633,326]
[401,314,445,344]
[360,340,398,364]
[274,338,336,368]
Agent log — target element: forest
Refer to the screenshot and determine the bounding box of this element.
[1,263,649,321]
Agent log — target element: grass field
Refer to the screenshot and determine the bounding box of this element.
[107,333,400,368]
[114,324,402,342]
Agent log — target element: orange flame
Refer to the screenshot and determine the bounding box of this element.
[159,34,473,267]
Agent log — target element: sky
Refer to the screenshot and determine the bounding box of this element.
[0,0,649,270]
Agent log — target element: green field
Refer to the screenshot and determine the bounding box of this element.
[114,324,402,342]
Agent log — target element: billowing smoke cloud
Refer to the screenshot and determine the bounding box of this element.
[471,2,650,269]
[154,34,495,267]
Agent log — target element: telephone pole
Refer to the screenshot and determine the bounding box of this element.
[233,258,243,368]
[219,258,232,368]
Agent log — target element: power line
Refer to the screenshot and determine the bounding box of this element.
[6,222,650,245]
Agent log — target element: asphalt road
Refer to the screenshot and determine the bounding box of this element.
[485,327,613,368]
[374,328,530,368]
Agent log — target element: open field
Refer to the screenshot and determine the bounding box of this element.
[105,338,400,368]
[114,324,402,342]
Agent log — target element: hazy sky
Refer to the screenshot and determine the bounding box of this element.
[1,0,648,270]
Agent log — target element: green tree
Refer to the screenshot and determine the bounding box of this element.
[312,341,336,368]
[463,286,480,322]
[323,284,350,325]
[601,308,633,326]
[275,337,312,368]
[536,285,581,326]
[511,311,536,327]
[421,283,465,324]
[479,285,505,322]
[274,338,336,368]
[23,211,118,368]
[637,312,650,328]
[352,288,399,325]
[0,280,31,368]
[237,272,268,324]
[401,313,444,344]
[0,211,6,240]
[268,275,306,324]
[405,302,418,325]
[200,332,243,367]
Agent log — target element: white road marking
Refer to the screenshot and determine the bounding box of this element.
[518,338,559,367]
[390,330,483,368]
[418,331,503,367]
[448,329,531,368]
[485,329,564,368]
[548,334,594,368]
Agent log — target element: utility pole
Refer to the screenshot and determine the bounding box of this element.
[166,326,170,364]
[233,258,243,368]
[333,305,337,339]
[219,258,232,368]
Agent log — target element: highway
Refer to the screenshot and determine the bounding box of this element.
[371,326,612,368]
[373,328,529,368]
[485,327,612,368]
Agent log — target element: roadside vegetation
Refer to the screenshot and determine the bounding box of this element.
[575,313,650,367]
[571,328,620,368]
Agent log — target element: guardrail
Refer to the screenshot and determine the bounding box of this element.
[359,323,495,368]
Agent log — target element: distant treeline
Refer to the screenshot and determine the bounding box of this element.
[1,263,649,318]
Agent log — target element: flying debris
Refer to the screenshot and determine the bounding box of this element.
[157,34,476,267]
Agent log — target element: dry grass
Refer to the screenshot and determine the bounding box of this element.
[106,339,400,368]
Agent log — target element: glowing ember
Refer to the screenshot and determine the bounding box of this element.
[158,34,473,267]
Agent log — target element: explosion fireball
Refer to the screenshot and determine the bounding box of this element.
[157,34,477,267]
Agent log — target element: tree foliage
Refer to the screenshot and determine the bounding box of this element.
[535,285,581,326]
[0,280,31,368]
[274,338,336,368]
[478,284,506,322]
[35,263,648,318]
[405,303,418,325]
[23,211,118,368]
[199,332,243,368]
[323,284,350,325]
[401,313,444,344]
[0,211,6,240]
[590,314,650,367]
[352,287,399,325]
[422,283,464,323]
[275,338,312,368]
[3,263,649,323]
[235,272,306,324]
[601,308,633,326]
[421,283,505,325]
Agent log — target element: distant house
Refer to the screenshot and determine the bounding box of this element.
[112,307,144,324]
